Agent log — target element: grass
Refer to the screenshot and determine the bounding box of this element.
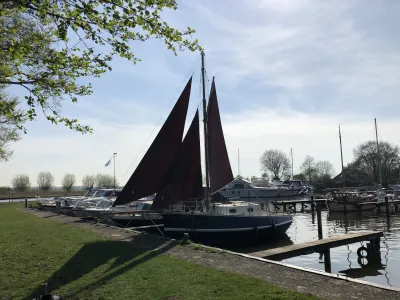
[0,203,318,300]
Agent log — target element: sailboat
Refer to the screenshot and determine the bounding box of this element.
[112,52,292,246]
[326,126,376,212]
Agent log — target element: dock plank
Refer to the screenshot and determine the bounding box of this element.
[272,199,327,205]
[250,231,383,260]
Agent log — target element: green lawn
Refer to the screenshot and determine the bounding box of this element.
[0,203,318,300]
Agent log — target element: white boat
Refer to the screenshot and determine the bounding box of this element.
[110,200,164,227]
[70,189,120,218]
[218,178,310,200]
[326,191,376,212]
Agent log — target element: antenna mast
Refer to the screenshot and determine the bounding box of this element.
[201,51,210,211]
[238,148,240,177]
[290,148,293,179]
[339,126,345,188]
[375,118,382,187]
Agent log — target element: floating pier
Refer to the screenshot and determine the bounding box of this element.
[272,197,327,212]
[248,231,383,260]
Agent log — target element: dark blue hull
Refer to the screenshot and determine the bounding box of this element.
[162,213,293,247]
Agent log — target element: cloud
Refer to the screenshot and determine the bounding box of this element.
[182,0,400,117]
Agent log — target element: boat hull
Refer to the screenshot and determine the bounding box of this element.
[60,206,75,217]
[219,188,305,200]
[327,201,376,212]
[111,214,164,227]
[162,213,292,247]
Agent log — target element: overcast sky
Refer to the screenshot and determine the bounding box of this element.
[2,0,400,187]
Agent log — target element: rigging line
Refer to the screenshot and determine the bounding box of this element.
[121,57,199,181]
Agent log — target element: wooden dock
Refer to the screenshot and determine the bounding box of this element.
[249,231,383,260]
[272,199,327,205]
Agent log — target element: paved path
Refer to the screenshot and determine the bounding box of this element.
[25,209,400,300]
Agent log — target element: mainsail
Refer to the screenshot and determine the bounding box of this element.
[112,78,192,207]
[207,78,234,193]
[152,110,203,209]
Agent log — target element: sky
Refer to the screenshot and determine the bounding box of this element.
[2,0,400,187]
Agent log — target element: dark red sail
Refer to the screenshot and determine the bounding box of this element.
[112,78,192,206]
[152,110,203,210]
[207,78,233,193]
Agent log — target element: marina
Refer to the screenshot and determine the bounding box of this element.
[21,192,400,290]
[18,204,400,299]
[2,1,400,299]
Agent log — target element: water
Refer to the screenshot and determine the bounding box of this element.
[242,206,400,288]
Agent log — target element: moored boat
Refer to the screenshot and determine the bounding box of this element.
[326,191,376,212]
[112,52,293,246]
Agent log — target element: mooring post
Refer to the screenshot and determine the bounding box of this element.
[324,249,332,273]
[56,200,61,215]
[311,196,315,215]
[317,203,323,240]
[385,196,389,215]
[25,198,27,208]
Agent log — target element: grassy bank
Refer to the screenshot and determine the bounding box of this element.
[0,189,85,200]
[0,203,318,300]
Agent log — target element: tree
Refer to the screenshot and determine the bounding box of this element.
[61,173,76,193]
[37,171,54,191]
[300,155,317,182]
[0,87,25,161]
[315,160,335,180]
[1,1,201,133]
[82,175,95,190]
[293,173,306,181]
[260,149,290,180]
[353,141,400,187]
[11,174,30,191]
[342,161,373,187]
[95,173,118,188]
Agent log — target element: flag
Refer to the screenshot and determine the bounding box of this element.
[105,158,111,167]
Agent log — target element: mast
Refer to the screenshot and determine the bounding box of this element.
[375,118,382,187]
[290,148,293,179]
[238,148,240,177]
[113,152,117,191]
[339,125,345,188]
[201,51,211,211]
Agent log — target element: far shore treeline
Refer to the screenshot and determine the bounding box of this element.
[2,139,400,196]
[259,140,400,189]
[0,173,119,196]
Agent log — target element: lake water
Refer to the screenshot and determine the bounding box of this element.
[241,205,400,288]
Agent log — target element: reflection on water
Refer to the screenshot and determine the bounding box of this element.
[278,207,400,288]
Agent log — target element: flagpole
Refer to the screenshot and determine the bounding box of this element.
[113,153,117,191]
